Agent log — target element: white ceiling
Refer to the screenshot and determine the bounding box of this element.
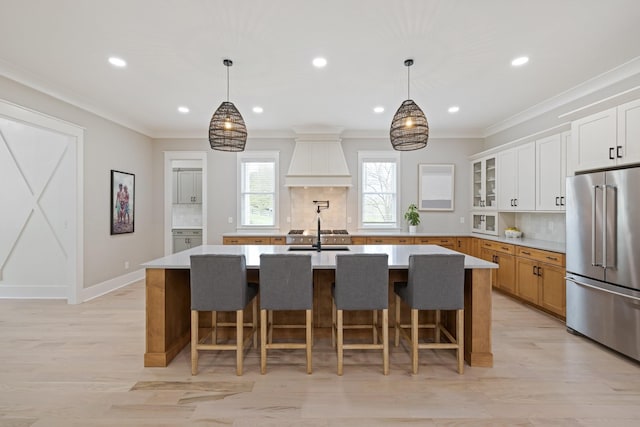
[1,0,640,139]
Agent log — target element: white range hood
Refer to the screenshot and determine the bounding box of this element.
[285,133,352,187]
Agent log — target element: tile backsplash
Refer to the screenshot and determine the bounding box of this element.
[290,187,347,230]
[515,212,565,243]
[172,204,202,227]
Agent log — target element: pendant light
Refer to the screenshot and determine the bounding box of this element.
[209,59,247,152]
[390,59,429,151]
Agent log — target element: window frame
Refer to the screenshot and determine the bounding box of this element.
[236,151,279,230]
[358,151,401,230]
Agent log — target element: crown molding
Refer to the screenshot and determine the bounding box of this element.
[483,55,640,138]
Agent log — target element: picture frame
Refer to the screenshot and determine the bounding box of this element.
[418,164,455,211]
[110,170,135,235]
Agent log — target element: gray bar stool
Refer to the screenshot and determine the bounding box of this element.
[259,254,313,374]
[332,253,389,376]
[394,253,465,374]
[190,254,258,376]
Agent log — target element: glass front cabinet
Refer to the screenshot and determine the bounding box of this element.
[471,212,498,235]
[471,155,496,209]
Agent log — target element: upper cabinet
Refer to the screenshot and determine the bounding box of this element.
[571,99,640,172]
[471,155,496,209]
[535,132,569,211]
[497,142,535,211]
[176,169,202,204]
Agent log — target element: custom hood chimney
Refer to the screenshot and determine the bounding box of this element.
[285,131,352,187]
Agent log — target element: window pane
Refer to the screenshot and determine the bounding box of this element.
[363,162,396,193]
[241,194,274,225]
[362,193,396,223]
[243,162,274,192]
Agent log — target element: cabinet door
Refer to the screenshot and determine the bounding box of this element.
[496,253,516,294]
[484,156,497,208]
[194,171,203,203]
[536,134,564,211]
[539,262,566,317]
[172,237,189,253]
[189,236,203,248]
[571,108,617,172]
[516,257,539,304]
[515,142,535,210]
[177,171,195,203]
[617,98,640,166]
[497,149,516,210]
[172,171,178,204]
[471,159,484,208]
[455,237,469,254]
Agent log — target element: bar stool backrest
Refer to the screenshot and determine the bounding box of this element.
[259,254,313,310]
[190,254,250,311]
[407,254,465,310]
[335,254,389,310]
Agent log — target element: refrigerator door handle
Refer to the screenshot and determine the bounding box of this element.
[591,185,601,267]
[602,184,608,270]
[566,277,640,303]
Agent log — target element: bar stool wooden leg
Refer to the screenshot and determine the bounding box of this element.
[382,308,389,375]
[411,308,419,375]
[268,310,274,344]
[435,309,442,343]
[252,298,258,348]
[331,299,336,349]
[236,310,243,376]
[394,294,401,347]
[457,309,464,374]
[337,309,344,376]
[211,311,217,344]
[191,310,199,376]
[373,310,378,343]
[306,309,312,374]
[260,309,267,374]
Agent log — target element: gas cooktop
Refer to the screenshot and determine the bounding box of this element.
[288,229,349,235]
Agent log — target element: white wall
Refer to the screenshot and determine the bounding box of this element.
[0,76,155,289]
[152,136,483,242]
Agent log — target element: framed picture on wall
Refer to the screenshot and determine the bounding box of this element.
[418,164,455,211]
[110,170,135,235]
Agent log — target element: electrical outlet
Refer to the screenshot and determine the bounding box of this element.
[460,217,465,224]
[124,261,130,269]
[228,217,233,224]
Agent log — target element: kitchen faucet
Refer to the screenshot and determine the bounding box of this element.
[312,200,329,251]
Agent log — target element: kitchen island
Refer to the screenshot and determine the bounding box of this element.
[142,244,497,368]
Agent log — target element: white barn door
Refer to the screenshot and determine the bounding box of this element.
[0,100,83,303]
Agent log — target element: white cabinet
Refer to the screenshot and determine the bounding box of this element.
[571,99,640,172]
[176,170,202,204]
[172,171,178,203]
[471,155,496,209]
[617,98,640,165]
[497,142,535,211]
[471,212,498,235]
[172,229,202,253]
[536,132,568,211]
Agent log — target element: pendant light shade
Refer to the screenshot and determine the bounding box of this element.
[209,59,247,152]
[390,59,429,151]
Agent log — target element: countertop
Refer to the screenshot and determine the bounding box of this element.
[222,231,565,253]
[142,244,497,270]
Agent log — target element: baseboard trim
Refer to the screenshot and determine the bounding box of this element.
[82,269,145,302]
[0,285,67,299]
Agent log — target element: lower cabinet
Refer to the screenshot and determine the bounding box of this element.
[479,241,515,293]
[223,236,280,245]
[172,229,202,253]
[415,236,455,250]
[514,246,566,318]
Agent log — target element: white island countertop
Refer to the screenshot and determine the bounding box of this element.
[142,244,497,270]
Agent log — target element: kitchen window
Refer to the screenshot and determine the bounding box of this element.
[358,151,400,228]
[238,151,279,228]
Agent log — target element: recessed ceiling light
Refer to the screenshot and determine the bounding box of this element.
[252,106,264,114]
[511,56,529,67]
[312,57,327,68]
[373,106,384,113]
[108,56,127,67]
[177,106,189,114]
[448,105,460,113]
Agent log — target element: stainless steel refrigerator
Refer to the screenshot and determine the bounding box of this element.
[566,166,640,361]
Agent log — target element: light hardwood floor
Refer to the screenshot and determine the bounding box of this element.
[0,281,639,426]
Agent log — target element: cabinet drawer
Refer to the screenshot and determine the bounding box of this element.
[415,237,454,245]
[270,237,285,245]
[516,246,565,266]
[173,229,202,236]
[479,240,514,255]
[367,237,414,244]
[223,236,271,245]
[350,237,367,245]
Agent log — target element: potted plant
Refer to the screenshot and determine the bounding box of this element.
[404,203,420,234]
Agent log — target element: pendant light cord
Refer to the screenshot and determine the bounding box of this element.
[407,64,410,99]
[226,64,230,102]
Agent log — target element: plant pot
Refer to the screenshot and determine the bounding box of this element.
[409,225,417,234]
